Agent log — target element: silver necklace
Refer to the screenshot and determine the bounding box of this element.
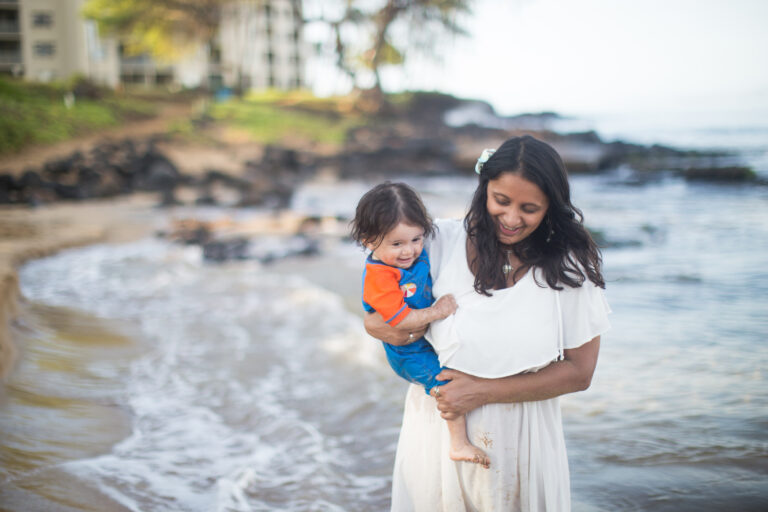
[502,250,514,276]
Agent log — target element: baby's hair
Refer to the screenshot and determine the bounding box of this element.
[351,181,435,248]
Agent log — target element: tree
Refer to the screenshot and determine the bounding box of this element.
[84,0,472,107]
[305,0,472,98]
[82,0,226,60]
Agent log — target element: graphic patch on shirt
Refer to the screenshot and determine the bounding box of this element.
[401,282,417,298]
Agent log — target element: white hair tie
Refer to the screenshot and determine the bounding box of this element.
[475,148,496,174]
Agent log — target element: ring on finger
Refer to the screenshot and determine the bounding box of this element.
[434,387,441,398]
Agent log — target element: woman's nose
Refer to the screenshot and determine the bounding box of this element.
[503,210,521,226]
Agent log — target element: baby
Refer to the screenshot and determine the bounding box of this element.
[351,182,489,468]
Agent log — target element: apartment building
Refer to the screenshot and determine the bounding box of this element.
[0,0,118,84]
[1,0,306,91]
[217,0,305,90]
[0,0,23,76]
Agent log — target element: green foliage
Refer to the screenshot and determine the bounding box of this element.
[208,91,365,145]
[308,0,472,94]
[0,77,155,155]
[82,0,224,60]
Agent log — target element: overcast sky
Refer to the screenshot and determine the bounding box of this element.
[310,0,768,121]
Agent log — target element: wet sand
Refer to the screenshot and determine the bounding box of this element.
[0,302,139,512]
[0,195,176,511]
[0,195,159,379]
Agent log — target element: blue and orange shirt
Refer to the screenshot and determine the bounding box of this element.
[362,249,434,326]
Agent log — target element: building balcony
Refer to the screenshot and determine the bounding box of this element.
[120,61,173,73]
[0,51,20,63]
[0,21,20,34]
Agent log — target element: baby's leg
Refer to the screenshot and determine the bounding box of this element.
[445,413,490,468]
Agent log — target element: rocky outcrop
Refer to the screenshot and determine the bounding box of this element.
[0,137,183,205]
[0,139,321,209]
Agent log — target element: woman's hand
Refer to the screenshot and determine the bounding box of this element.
[433,369,492,419]
[434,337,601,418]
[363,312,427,346]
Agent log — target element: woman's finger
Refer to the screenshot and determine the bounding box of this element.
[436,369,458,381]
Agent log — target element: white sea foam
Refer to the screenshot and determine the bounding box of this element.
[15,172,768,510]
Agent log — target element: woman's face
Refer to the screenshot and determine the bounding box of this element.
[486,172,549,246]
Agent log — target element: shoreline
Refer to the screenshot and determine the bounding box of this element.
[0,194,159,380]
[0,192,338,381]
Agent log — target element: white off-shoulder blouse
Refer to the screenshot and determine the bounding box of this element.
[426,218,611,378]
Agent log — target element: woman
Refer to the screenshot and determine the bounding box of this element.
[365,135,611,511]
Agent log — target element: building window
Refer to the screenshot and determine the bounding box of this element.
[155,72,173,85]
[208,74,223,90]
[209,44,222,63]
[34,42,55,57]
[32,11,53,28]
[121,73,145,84]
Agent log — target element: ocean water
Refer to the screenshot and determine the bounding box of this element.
[2,157,768,509]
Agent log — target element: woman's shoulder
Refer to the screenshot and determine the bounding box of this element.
[426,218,465,277]
[434,218,463,239]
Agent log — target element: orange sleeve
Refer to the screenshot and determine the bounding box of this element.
[363,264,412,326]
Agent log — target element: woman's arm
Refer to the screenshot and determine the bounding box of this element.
[434,336,601,419]
[364,312,428,346]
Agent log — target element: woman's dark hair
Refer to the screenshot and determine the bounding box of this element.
[465,135,604,295]
[351,181,435,247]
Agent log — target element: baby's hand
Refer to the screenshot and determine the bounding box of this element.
[432,294,457,319]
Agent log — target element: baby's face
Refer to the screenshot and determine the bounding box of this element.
[368,222,425,269]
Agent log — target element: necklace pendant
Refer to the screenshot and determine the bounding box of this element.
[502,263,513,275]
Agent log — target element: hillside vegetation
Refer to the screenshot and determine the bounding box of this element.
[0,77,156,155]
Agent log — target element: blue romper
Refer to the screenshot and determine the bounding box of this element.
[362,249,446,394]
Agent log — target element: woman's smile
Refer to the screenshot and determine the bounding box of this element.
[499,221,523,237]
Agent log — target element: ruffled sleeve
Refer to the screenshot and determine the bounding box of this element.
[558,278,612,349]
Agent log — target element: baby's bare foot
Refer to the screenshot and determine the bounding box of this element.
[449,445,490,469]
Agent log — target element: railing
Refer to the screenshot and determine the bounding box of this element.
[120,55,151,65]
[0,52,21,64]
[0,21,20,33]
